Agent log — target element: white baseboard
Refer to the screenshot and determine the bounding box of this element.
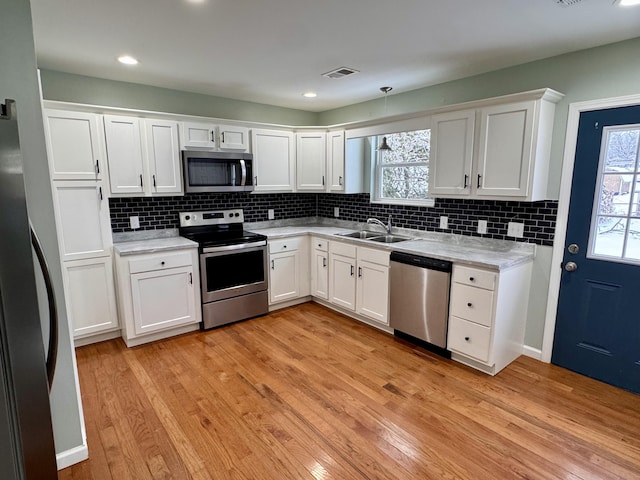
[56,444,88,470]
[522,345,543,361]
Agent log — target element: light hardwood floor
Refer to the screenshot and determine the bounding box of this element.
[59,303,640,479]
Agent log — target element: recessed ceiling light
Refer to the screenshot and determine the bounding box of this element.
[303,92,317,98]
[186,0,206,3]
[117,55,139,65]
[618,0,640,5]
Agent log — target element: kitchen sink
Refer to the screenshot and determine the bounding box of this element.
[335,231,412,243]
[336,230,383,239]
[367,234,412,244]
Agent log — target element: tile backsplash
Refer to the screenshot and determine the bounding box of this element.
[110,193,558,246]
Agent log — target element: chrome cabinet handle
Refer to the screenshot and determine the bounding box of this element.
[463,174,468,188]
[271,259,275,270]
[477,174,482,188]
[95,159,100,174]
[339,176,343,185]
[99,186,103,201]
[358,267,362,278]
[322,257,327,267]
[189,272,193,284]
[221,132,225,143]
[139,174,143,187]
[322,175,325,186]
[254,176,258,186]
[350,265,354,276]
[211,130,215,142]
[153,174,157,188]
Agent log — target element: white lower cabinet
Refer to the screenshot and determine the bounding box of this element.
[115,248,201,346]
[327,240,390,325]
[310,238,329,300]
[62,256,118,339]
[268,236,309,305]
[446,263,532,375]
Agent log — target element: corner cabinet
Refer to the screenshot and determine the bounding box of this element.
[251,129,296,192]
[428,89,563,201]
[114,248,201,347]
[296,132,326,191]
[447,263,532,375]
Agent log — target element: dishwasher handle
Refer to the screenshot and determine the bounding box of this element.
[390,251,452,272]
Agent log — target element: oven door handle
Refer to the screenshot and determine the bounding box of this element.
[239,159,247,186]
[202,240,266,254]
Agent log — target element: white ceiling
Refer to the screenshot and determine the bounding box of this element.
[29,0,640,112]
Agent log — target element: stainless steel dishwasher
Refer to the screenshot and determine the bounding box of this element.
[389,251,452,353]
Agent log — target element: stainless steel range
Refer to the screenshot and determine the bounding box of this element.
[179,209,268,329]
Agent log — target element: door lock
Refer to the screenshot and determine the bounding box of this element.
[568,244,579,254]
[564,261,578,272]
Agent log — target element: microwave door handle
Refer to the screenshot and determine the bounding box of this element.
[239,159,247,186]
[230,162,236,185]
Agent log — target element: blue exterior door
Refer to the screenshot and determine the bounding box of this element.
[552,105,640,394]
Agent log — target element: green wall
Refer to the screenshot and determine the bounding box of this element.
[40,69,319,126]
[319,36,640,198]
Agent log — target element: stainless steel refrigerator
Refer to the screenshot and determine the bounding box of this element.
[0,99,58,478]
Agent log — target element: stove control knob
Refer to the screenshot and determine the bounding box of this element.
[235,213,240,217]
[184,215,191,221]
[228,213,233,217]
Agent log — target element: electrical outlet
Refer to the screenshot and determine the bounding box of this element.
[477,220,487,234]
[507,221,524,238]
[267,209,275,220]
[129,216,140,230]
[439,216,448,229]
[334,207,340,218]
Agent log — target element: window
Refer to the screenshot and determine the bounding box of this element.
[373,129,433,206]
[589,125,640,263]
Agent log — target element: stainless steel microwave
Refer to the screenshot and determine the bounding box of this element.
[182,151,254,193]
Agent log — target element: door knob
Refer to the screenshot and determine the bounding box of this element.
[564,261,578,272]
[568,244,579,254]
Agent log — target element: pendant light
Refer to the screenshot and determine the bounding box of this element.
[377,86,393,151]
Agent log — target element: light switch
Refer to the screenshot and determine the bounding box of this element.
[334,207,340,218]
[129,216,140,229]
[439,216,448,229]
[268,209,275,220]
[507,222,524,238]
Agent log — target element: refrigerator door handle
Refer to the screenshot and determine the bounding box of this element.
[30,226,58,390]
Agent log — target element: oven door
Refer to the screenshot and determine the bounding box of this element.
[200,243,268,303]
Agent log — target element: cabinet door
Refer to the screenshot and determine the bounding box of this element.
[52,181,112,261]
[219,125,250,151]
[43,109,103,180]
[130,265,197,335]
[296,132,326,191]
[269,250,300,304]
[429,110,475,196]
[327,131,345,192]
[181,122,216,149]
[144,119,182,195]
[329,253,356,311]
[104,115,145,195]
[356,260,389,324]
[476,101,534,197]
[311,249,329,299]
[252,129,295,192]
[63,257,118,338]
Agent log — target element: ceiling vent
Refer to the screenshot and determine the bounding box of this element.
[555,0,583,6]
[322,67,360,79]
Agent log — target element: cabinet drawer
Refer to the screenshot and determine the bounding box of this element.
[312,238,328,252]
[447,316,492,363]
[129,251,193,274]
[357,246,390,266]
[330,240,357,258]
[269,237,304,254]
[450,283,494,327]
[453,265,496,290]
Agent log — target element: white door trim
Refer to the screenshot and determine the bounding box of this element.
[542,93,640,363]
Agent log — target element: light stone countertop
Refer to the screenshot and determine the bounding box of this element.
[113,236,198,256]
[247,224,535,271]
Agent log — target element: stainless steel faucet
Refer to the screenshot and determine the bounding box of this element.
[367,215,392,234]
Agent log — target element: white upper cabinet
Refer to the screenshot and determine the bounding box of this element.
[180,122,217,150]
[327,131,345,192]
[43,109,104,181]
[476,101,535,198]
[218,125,250,151]
[429,110,475,196]
[104,115,182,196]
[296,132,326,191]
[427,89,562,201]
[104,115,145,195]
[144,119,182,195]
[252,128,296,192]
[52,181,112,261]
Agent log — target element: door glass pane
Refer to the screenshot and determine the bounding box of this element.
[593,217,627,258]
[624,219,640,260]
[589,125,640,264]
